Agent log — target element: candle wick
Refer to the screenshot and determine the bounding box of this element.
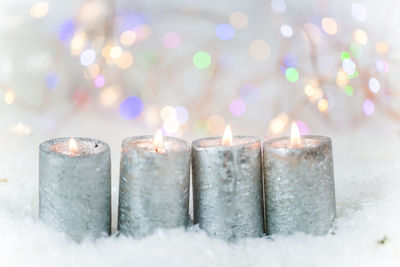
[155,146,166,153]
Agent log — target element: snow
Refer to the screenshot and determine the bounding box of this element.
[1,117,400,267]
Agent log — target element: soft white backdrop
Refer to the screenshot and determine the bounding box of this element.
[1,0,400,266]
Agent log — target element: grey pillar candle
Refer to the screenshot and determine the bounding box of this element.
[39,137,111,242]
[118,132,190,238]
[263,131,336,235]
[192,129,264,241]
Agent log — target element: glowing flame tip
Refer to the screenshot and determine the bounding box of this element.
[221,125,233,147]
[69,138,78,154]
[153,129,165,153]
[290,122,302,148]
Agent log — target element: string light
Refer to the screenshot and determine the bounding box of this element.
[317,98,329,112]
[363,99,375,116]
[101,44,112,59]
[375,59,389,73]
[229,12,248,29]
[269,113,289,135]
[30,2,49,18]
[376,42,389,55]
[4,0,399,138]
[119,96,143,119]
[70,31,87,56]
[285,68,299,82]
[368,78,380,94]
[304,84,315,97]
[115,51,134,69]
[120,31,137,46]
[59,20,75,42]
[99,86,119,107]
[80,49,96,66]
[94,75,106,88]
[342,59,356,75]
[345,85,354,96]
[215,24,235,40]
[341,53,350,62]
[348,70,359,79]
[304,82,324,102]
[321,17,338,35]
[354,29,368,45]
[280,25,293,38]
[4,90,15,105]
[193,51,211,69]
[110,46,122,59]
[351,3,368,22]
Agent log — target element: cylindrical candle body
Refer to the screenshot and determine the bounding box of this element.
[39,137,111,242]
[118,136,190,238]
[263,135,336,235]
[192,136,264,241]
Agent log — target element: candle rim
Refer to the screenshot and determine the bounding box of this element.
[40,137,110,157]
[122,135,189,153]
[192,135,260,149]
[263,135,331,150]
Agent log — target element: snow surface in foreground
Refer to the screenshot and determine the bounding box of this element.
[1,127,400,267]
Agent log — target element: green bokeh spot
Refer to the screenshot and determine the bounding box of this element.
[193,119,208,135]
[341,51,350,61]
[349,43,361,59]
[348,70,359,79]
[285,68,299,82]
[345,85,354,96]
[193,51,211,69]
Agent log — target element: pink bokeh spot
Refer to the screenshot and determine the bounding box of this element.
[295,121,309,135]
[94,75,105,88]
[229,99,246,117]
[162,32,181,49]
[362,99,375,116]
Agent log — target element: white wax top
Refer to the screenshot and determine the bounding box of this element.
[194,136,258,148]
[127,139,182,153]
[268,136,323,149]
[50,139,106,156]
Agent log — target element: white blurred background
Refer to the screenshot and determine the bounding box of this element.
[1,0,400,141]
[2,1,400,266]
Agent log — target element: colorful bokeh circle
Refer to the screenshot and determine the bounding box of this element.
[119,96,144,119]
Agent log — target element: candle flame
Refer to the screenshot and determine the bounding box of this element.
[290,122,302,148]
[69,138,78,155]
[221,125,233,147]
[153,129,165,153]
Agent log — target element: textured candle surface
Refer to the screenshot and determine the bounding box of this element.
[39,137,111,242]
[192,136,264,241]
[263,135,336,235]
[118,135,190,238]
